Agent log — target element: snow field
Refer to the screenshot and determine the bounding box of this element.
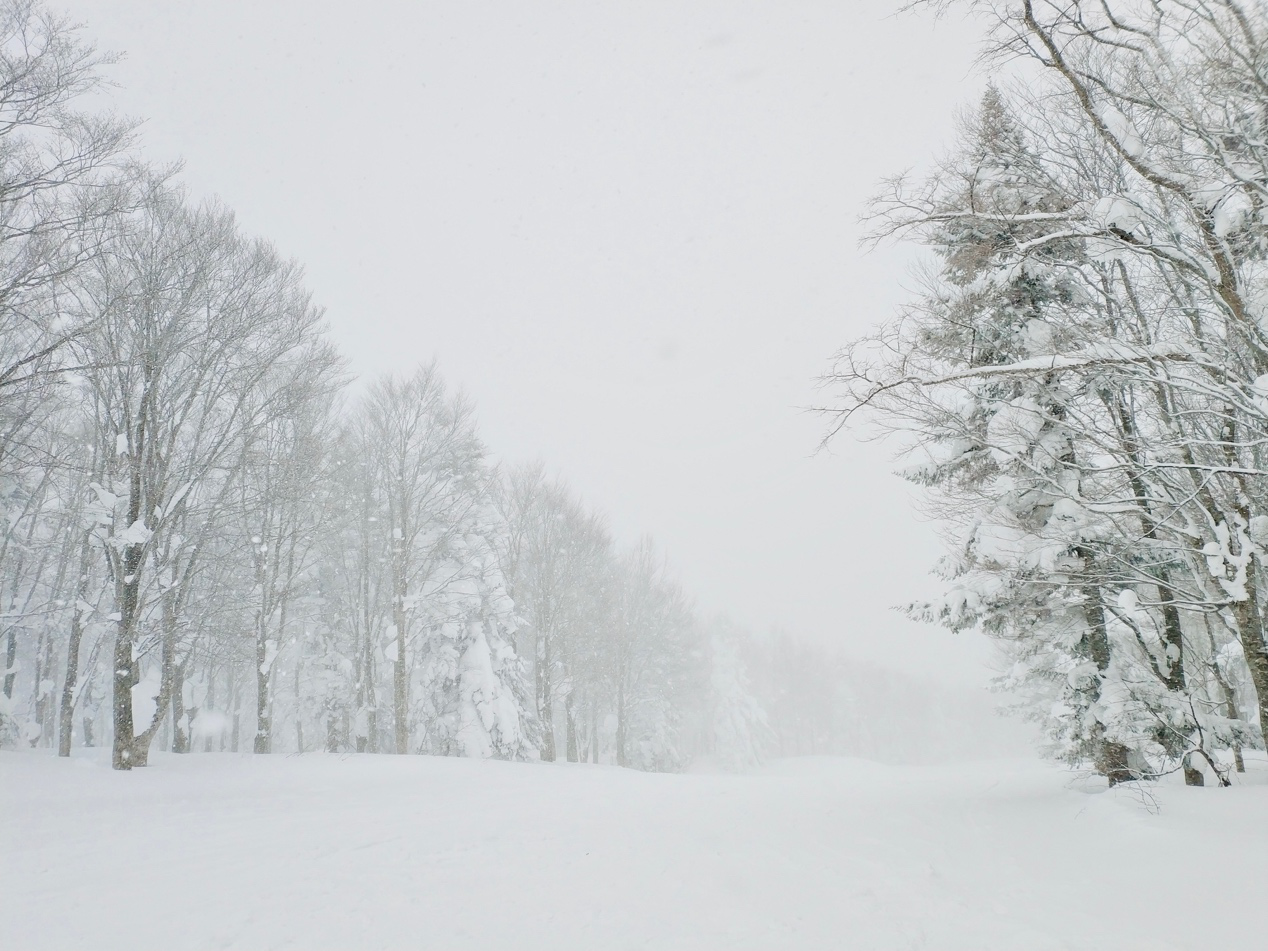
[2,751,1265,950]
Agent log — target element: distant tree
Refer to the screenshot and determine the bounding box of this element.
[337,366,536,759]
[703,617,771,770]
[495,464,612,761]
[609,539,699,770]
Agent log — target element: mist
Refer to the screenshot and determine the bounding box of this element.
[3,2,1265,948]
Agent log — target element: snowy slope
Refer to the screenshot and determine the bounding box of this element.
[2,751,1263,950]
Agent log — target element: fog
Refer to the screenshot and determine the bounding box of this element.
[59,0,994,684]
[6,2,1265,948]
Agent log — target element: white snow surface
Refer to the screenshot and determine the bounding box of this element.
[2,751,1265,950]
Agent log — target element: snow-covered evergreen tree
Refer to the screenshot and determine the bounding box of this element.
[831,85,1256,784]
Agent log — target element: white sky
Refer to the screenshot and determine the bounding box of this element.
[62,0,996,685]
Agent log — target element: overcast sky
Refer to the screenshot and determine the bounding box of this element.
[61,0,995,685]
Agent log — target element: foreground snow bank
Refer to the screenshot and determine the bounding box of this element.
[2,751,1264,950]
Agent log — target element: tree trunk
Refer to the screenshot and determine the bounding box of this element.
[358,620,378,753]
[327,704,341,752]
[129,591,183,767]
[1081,587,1137,784]
[2,625,15,701]
[1093,727,1135,786]
[171,662,189,753]
[1231,593,1268,748]
[111,615,136,770]
[590,697,599,764]
[255,626,271,754]
[393,620,408,754]
[204,668,216,753]
[58,559,89,757]
[615,680,628,768]
[159,704,171,753]
[294,648,304,754]
[565,698,578,763]
[537,637,555,762]
[30,629,47,747]
[228,663,239,752]
[1183,754,1205,787]
[111,422,149,771]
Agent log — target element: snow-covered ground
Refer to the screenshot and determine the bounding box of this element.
[2,751,1263,950]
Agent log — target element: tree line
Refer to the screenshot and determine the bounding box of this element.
[0,1,783,772]
[827,0,1268,786]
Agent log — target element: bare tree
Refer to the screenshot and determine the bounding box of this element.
[0,0,136,440]
[71,181,333,769]
[495,464,613,761]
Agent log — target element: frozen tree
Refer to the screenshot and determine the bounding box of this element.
[234,351,343,754]
[0,0,135,417]
[0,0,135,746]
[69,181,334,769]
[827,1,1268,785]
[0,5,731,773]
[324,366,536,759]
[607,539,701,770]
[495,464,613,761]
[702,617,771,770]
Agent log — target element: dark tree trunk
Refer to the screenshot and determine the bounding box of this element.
[59,565,89,756]
[1094,729,1135,786]
[111,419,148,771]
[2,625,14,701]
[1082,587,1137,784]
[1183,755,1205,787]
[111,617,136,770]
